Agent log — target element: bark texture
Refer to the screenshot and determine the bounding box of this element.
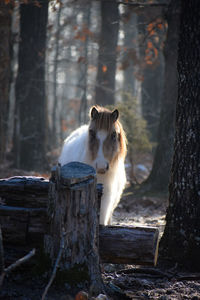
[0,2,12,163]
[99,225,159,266]
[14,0,48,170]
[0,176,48,208]
[44,162,103,291]
[142,0,180,192]
[160,0,200,269]
[95,1,119,106]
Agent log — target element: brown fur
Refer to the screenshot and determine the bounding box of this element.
[88,106,127,164]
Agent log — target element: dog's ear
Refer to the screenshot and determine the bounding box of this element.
[111,109,119,122]
[90,106,99,120]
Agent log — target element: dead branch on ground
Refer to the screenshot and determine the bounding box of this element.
[41,229,65,300]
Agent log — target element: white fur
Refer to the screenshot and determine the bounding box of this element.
[95,131,109,171]
[58,125,126,225]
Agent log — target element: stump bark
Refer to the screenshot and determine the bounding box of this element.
[44,162,103,291]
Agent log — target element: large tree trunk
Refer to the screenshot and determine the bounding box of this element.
[160,0,200,269]
[95,1,119,106]
[13,0,48,171]
[142,0,180,192]
[0,2,13,164]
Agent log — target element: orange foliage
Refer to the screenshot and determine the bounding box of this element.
[144,18,163,66]
[102,65,107,73]
[157,23,163,30]
[145,45,159,65]
[147,41,153,49]
[147,22,154,33]
[147,18,165,37]
[74,25,94,42]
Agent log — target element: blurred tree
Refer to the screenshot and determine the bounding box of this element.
[0,2,13,164]
[139,9,165,142]
[52,2,62,147]
[95,0,119,106]
[13,0,48,171]
[160,0,200,269]
[46,0,100,143]
[142,0,180,192]
[113,96,152,184]
[78,2,91,125]
[122,7,142,104]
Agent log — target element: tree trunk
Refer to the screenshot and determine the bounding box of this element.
[13,0,48,171]
[78,3,91,125]
[142,0,180,192]
[160,0,200,269]
[138,7,164,142]
[95,1,119,106]
[52,3,62,148]
[0,2,13,163]
[44,162,104,292]
[121,7,142,112]
[141,61,164,142]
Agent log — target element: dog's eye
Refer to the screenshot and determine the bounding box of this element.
[111,131,117,140]
[89,129,96,139]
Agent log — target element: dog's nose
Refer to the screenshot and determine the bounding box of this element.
[97,168,106,174]
[96,162,109,174]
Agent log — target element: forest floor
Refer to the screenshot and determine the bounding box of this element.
[1,164,200,299]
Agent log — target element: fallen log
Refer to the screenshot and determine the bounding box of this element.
[0,205,48,245]
[0,171,159,266]
[0,176,48,208]
[99,225,159,266]
[0,205,159,266]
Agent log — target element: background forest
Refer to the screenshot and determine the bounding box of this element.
[2,1,200,299]
[0,0,176,193]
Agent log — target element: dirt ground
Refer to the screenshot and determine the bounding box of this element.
[1,165,200,299]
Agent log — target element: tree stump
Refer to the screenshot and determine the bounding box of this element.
[44,162,103,292]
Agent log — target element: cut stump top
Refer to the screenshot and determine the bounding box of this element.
[55,162,96,186]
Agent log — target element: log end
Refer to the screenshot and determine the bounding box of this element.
[59,162,96,186]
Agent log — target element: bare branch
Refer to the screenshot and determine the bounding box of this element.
[4,248,36,274]
[117,2,168,7]
[41,230,65,300]
[0,248,35,287]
